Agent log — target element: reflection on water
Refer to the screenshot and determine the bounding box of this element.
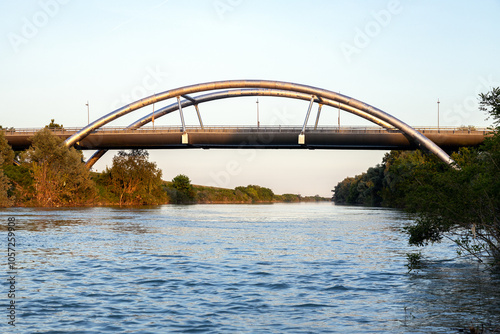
[1,203,499,333]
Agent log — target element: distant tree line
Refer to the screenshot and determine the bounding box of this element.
[332,87,500,267]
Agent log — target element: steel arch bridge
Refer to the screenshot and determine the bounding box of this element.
[62,80,457,168]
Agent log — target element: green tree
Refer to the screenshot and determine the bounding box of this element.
[106,149,165,205]
[21,128,95,206]
[380,150,444,208]
[332,165,384,206]
[235,185,274,202]
[404,89,500,265]
[3,164,34,204]
[0,130,15,166]
[332,88,500,267]
[0,155,12,207]
[170,174,196,204]
[0,131,16,206]
[480,87,500,128]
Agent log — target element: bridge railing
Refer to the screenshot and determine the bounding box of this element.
[3,126,493,135]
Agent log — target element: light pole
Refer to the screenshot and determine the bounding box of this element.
[256,99,260,128]
[338,103,341,128]
[437,98,440,132]
[338,91,341,129]
[86,101,89,124]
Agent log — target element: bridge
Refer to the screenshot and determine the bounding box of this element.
[2,80,493,168]
[4,126,488,152]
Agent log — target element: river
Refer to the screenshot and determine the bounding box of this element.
[1,203,499,333]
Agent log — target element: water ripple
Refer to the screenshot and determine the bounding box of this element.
[1,204,498,333]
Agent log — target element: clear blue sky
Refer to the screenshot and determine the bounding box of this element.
[1,0,499,196]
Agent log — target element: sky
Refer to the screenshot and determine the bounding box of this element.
[1,0,500,197]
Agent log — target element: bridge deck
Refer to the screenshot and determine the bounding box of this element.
[4,126,491,151]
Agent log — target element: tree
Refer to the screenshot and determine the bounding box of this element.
[400,88,500,266]
[45,119,64,129]
[332,177,356,204]
[0,131,15,206]
[380,150,444,208]
[332,88,500,267]
[0,130,15,166]
[235,185,274,202]
[332,164,384,206]
[170,174,196,204]
[106,149,165,205]
[21,128,95,206]
[480,87,500,128]
[0,155,12,207]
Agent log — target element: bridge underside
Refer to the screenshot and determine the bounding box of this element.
[6,128,486,152]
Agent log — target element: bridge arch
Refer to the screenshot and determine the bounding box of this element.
[63,80,456,167]
[85,88,396,168]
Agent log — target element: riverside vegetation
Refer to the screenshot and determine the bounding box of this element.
[332,87,500,268]
[0,124,327,208]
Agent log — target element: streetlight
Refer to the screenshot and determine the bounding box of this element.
[437,98,440,132]
[256,99,260,128]
[338,91,341,129]
[86,101,89,124]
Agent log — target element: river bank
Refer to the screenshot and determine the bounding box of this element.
[5,181,330,208]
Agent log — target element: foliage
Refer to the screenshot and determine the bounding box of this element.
[278,193,301,203]
[404,89,500,265]
[479,86,500,128]
[0,131,13,206]
[380,150,445,209]
[235,185,274,202]
[0,125,15,132]
[104,149,166,205]
[457,125,477,131]
[332,87,500,267]
[332,164,384,206]
[45,119,64,129]
[0,130,15,166]
[334,146,500,265]
[193,185,249,203]
[3,164,34,205]
[90,171,120,204]
[0,155,13,207]
[169,174,196,204]
[190,184,323,204]
[21,128,95,206]
[405,252,422,273]
[2,125,320,207]
[0,130,22,206]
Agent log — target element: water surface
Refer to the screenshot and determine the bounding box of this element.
[1,203,499,333]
